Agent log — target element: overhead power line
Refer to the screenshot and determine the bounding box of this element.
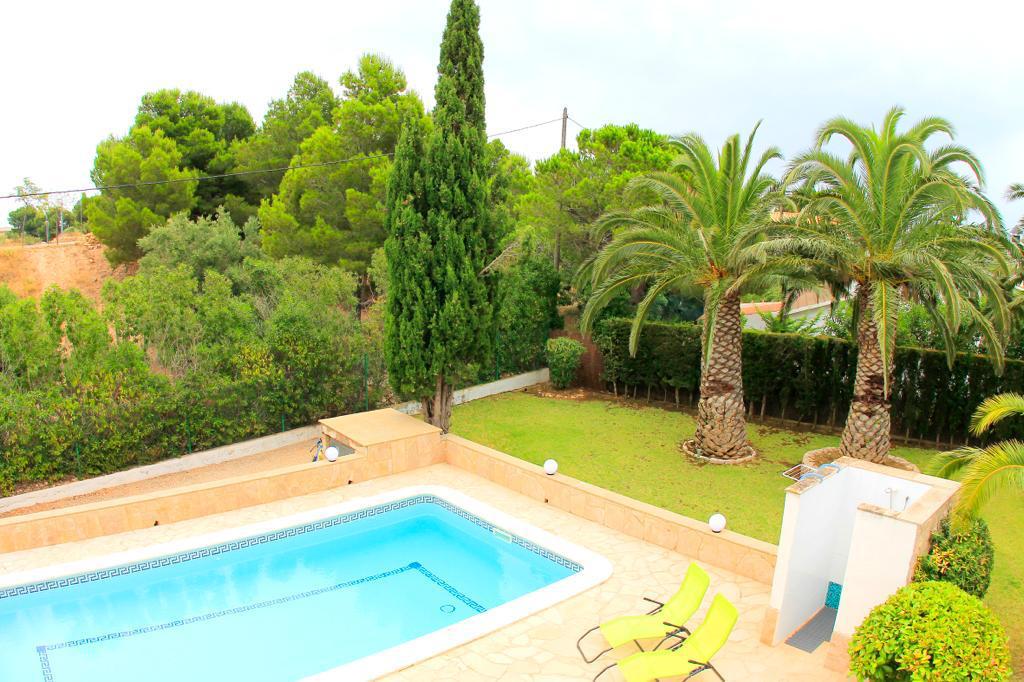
[0,153,394,201]
[567,115,589,130]
[1,115,571,201]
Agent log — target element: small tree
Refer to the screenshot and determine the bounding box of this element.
[384,0,498,432]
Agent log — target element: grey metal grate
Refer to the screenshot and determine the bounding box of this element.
[785,607,838,653]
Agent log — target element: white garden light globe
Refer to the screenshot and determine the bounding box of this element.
[543,459,558,476]
[325,446,340,463]
[708,513,726,533]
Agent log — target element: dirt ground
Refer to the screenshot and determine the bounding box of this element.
[0,438,319,520]
[0,233,120,301]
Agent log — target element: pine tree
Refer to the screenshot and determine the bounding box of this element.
[384,0,496,431]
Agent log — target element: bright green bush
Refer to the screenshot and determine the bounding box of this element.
[849,581,1011,681]
[545,337,585,389]
[914,517,994,598]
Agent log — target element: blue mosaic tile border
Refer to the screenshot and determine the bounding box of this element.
[428,496,583,573]
[825,581,842,609]
[35,561,484,682]
[1,494,580,602]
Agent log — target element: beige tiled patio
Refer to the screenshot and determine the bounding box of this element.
[0,464,842,681]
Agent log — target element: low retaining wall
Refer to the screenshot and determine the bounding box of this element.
[0,413,776,586]
[0,432,444,554]
[394,368,550,415]
[0,425,321,516]
[444,435,777,583]
[0,369,550,515]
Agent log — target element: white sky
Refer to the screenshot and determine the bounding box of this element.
[1,0,1022,228]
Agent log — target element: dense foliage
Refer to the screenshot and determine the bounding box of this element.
[0,224,386,493]
[848,581,1011,681]
[518,123,673,275]
[259,55,425,272]
[593,317,1024,445]
[85,126,199,264]
[384,0,500,431]
[494,244,562,374]
[545,337,585,389]
[914,517,994,598]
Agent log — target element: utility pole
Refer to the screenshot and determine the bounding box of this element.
[560,106,568,150]
[554,106,569,273]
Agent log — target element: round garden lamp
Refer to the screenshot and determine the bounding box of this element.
[543,459,558,476]
[708,513,726,533]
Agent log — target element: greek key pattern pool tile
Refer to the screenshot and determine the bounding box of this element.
[1,494,578,601]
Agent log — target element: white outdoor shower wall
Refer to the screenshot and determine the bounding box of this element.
[833,508,920,637]
[770,465,931,644]
[770,477,840,643]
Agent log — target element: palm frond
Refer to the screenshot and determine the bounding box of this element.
[970,393,1024,435]
[944,439,1024,517]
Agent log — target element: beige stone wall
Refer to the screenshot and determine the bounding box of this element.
[442,435,777,583]
[0,424,777,586]
[0,433,443,554]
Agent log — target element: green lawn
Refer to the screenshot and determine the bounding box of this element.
[450,391,1022,674]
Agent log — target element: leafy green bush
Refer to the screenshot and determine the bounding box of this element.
[545,337,585,389]
[914,517,994,598]
[592,317,1024,443]
[0,253,385,494]
[495,249,561,374]
[848,581,1011,681]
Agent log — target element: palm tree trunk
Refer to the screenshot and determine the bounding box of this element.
[424,374,454,433]
[840,287,891,462]
[692,292,752,461]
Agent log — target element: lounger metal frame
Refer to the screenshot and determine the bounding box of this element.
[575,596,690,664]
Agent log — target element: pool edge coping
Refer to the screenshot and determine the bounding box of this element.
[0,484,614,682]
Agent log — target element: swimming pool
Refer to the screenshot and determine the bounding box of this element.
[0,486,611,681]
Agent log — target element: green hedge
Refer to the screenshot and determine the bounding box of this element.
[592,318,1024,445]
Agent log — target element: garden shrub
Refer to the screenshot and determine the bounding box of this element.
[0,258,386,495]
[591,317,1024,442]
[495,249,561,375]
[545,337,585,389]
[848,581,1011,681]
[914,517,994,598]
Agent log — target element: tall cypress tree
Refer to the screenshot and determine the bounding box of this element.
[384,0,495,431]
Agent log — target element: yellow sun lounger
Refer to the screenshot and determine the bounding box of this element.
[594,593,739,681]
[576,562,710,663]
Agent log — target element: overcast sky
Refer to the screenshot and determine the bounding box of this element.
[2,0,1022,227]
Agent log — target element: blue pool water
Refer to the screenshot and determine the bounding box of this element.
[0,494,579,681]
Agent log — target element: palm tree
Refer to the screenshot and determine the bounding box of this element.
[760,107,1010,462]
[580,124,804,462]
[1008,183,1024,234]
[931,393,1024,517]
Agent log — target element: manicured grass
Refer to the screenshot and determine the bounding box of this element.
[451,391,1022,674]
